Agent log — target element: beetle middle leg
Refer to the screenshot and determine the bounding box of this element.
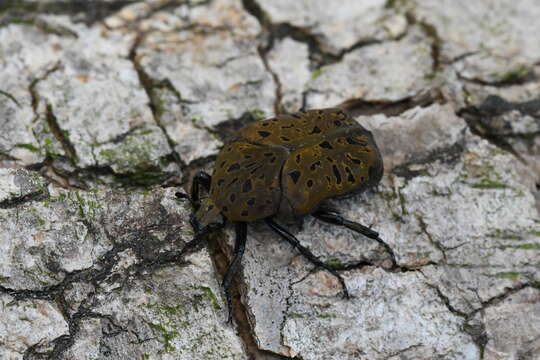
[222,221,247,324]
[265,218,350,299]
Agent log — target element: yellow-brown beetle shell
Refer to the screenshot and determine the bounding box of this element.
[209,108,383,222]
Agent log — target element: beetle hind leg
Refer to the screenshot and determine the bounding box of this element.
[222,222,248,324]
[265,218,350,299]
[312,211,395,264]
[313,211,379,239]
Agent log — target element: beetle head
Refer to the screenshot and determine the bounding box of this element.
[191,197,225,234]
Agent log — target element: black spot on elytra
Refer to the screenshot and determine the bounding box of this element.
[250,165,262,174]
[345,167,355,183]
[242,179,252,193]
[310,126,321,134]
[347,154,362,165]
[347,136,368,146]
[227,178,238,188]
[229,194,236,202]
[262,122,269,126]
[228,163,240,172]
[307,179,314,188]
[247,198,255,206]
[241,210,248,216]
[310,160,322,171]
[332,165,342,184]
[319,141,333,149]
[289,170,301,184]
[258,131,271,137]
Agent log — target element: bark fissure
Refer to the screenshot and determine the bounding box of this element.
[128,33,186,175]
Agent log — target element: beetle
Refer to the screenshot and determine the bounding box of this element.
[185,108,384,322]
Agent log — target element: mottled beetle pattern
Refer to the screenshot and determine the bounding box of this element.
[186,108,384,322]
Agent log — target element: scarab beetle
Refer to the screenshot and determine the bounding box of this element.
[187,108,384,322]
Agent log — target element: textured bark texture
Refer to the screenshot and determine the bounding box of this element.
[0,1,539,359]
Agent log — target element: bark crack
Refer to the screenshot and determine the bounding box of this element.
[0,15,78,37]
[0,187,48,209]
[128,32,186,176]
[0,89,21,107]
[456,67,538,88]
[45,103,78,164]
[457,95,540,163]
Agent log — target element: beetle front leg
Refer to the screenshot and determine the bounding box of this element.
[222,222,247,324]
[265,218,350,299]
[190,171,212,209]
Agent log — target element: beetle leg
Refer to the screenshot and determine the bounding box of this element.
[312,211,395,264]
[191,171,212,209]
[313,211,379,238]
[316,201,341,215]
[222,222,247,324]
[265,218,350,299]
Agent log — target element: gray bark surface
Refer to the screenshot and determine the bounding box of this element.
[0,1,539,359]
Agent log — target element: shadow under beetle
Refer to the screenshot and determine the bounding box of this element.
[185,108,384,323]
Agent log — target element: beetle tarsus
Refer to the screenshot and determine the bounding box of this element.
[222,222,247,324]
[265,218,350,299]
